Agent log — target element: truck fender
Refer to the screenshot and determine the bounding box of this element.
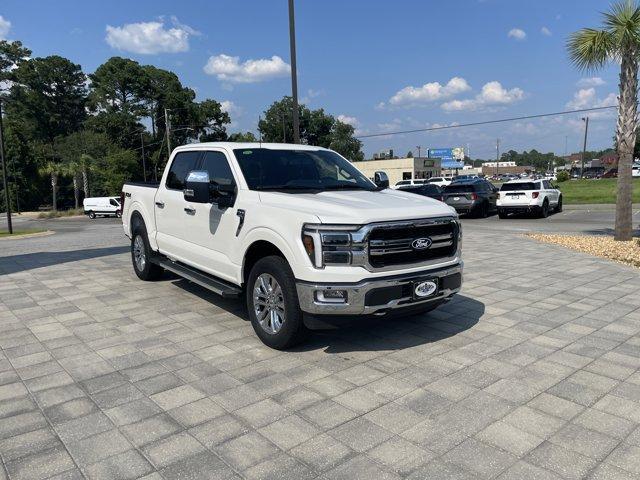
[128,201,158,251]
[238,227,303,283]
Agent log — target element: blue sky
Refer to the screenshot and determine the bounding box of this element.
[0,0,621,159]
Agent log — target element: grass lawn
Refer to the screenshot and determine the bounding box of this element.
[554,178,640,204]
[0,228,47,237]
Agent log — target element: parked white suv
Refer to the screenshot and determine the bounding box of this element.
[121,143,463,349]
[392,179,425,189]
[497,179,562,218]
[426,176,453,187]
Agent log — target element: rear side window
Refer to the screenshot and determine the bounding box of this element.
[500,182,538,191]
[445,184,474,193]
[421,184,441,194]
[200,151,235,186]
[166,151,201,190]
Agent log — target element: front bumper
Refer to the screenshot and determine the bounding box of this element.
[296,263,463,315]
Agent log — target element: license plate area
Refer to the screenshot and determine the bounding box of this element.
[412,279,439,300]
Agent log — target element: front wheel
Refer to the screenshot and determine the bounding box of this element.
[116,210,122,218]
[246,256,307,349]
[88,211,96,219]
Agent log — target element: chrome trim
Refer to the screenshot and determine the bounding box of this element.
[302,216,461,272]
[296,263,463,315]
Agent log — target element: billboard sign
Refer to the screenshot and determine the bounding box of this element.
[428,147,464,168]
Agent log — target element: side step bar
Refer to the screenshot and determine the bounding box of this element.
[153,258,242,298]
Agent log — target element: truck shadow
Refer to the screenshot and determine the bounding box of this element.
[171,277,482,353]
[0,246,130,275]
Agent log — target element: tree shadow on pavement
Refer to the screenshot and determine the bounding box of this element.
[0,246,130,275]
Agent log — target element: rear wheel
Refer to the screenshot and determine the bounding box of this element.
[88,211,96,219]
[115,210,122,218]
[555,196,563,213]
[477,201,489,218]
[131,223,163,281]
[539,199,549,218]
[247,256,307,349]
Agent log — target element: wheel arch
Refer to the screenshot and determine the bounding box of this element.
[243,240,286,286]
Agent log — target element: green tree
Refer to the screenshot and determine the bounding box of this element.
[39,161,60,211]
[258,96,364,160]
[568,0,640,240]
[329,121,364,161]
[0,40,31,94]
[197,99,230,142]
[228,131,258,142]
[9,56,86,143]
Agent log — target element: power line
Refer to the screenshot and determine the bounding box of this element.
[356,105,617,139]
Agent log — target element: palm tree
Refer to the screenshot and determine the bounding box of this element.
[61,160,80,209]
[568,0,639,241]
[78,153,92,199]
[40,162,60,211]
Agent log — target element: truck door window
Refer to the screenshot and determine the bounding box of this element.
[200,151,235,187]
[166,151,201,190]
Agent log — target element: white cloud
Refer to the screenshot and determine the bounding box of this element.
[441,81,525,111]
[508,28,526,40]
[337,114,358,127]
[566,88,617,110]
[577,77,606,87]
[388,77,471,107]
[541,26,552,36]
[203,54,290,83]
[0,15,11,39]
[105,17,198,54]
[220,100,241,116]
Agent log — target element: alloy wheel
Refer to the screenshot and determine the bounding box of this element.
[253,273,285,334]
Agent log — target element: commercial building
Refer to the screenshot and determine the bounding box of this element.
[480,162,532,176]
[354,157,442,185]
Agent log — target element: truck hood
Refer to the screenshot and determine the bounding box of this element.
[258,189,457,224]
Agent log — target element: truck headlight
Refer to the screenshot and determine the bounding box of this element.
[302,224,362,268]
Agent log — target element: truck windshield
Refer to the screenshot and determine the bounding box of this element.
[233,148,376,192]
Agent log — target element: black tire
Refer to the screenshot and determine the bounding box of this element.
[246,255,307,349]
[498,209,508,219]
[115,210,122,218]
[476,201,489,218]
[539,199,549,218]
[131,223,163,281]
[555,196,563,213]
[88,211,96,219]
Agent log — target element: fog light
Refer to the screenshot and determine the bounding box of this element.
[316,289,348,303]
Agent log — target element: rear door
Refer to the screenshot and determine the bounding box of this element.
[543,180,559,205]
[155,150,203,260]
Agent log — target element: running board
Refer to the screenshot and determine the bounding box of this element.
[153,258,242,298]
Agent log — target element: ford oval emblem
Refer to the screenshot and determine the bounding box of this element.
[411,237,433,250]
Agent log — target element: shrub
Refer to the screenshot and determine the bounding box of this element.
[556,171,570,182]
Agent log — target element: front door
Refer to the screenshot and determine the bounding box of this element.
[183,150,240,282]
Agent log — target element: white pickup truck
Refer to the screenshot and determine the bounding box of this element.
[121,143,463,349]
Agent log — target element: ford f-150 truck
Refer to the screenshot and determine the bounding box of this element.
[121,143,463,349]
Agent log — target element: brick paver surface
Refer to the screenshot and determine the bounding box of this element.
[1,223,639,479]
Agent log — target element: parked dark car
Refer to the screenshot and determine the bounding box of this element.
[443,179,498,217]
[398,183,444,201]
[601,168,618,178]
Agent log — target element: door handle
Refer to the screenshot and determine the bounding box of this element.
[155,201,165,208]
[184,207,196,215]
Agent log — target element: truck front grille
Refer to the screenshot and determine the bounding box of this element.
[368,220,458,268]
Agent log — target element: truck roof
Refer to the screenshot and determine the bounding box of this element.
[173,142,328,152]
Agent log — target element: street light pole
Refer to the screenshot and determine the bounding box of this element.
[164,108,172,158]
[288,0,300,144]
[580,117,589,179]
[416,146,421,158]
[0,99,12,234]
[140,132,147,182]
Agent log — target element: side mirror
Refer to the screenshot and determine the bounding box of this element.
[374,171,389,190]
[184,171,210,203]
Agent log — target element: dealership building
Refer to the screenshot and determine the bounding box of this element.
[354,147,464,185]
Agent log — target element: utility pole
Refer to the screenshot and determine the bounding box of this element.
[416,146,421,158]
[495,138,500,176]
[140,132,147,182]
[288,0,300,144]
[164,108,172,158]
[580,117,589,179]
[0,99,12,234]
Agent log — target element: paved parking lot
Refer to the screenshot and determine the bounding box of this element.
[1,217,640,479]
